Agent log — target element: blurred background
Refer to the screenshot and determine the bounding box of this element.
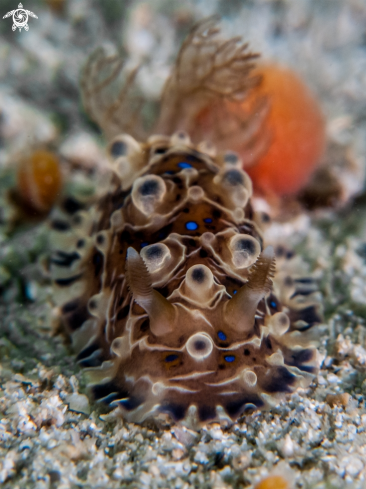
[0,0,365,176]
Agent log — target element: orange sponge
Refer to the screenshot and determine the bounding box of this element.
[17,149,62,213]
[245,63,326,196]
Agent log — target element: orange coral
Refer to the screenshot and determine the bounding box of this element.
[254,475,291,489]
[17,149,62,213]
[244,63,326,196]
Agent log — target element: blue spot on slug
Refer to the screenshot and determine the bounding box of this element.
[270,301,277,308]
[204,218,212,223]
[233,290,237,295]
[141,242,149,248]
[178,162,192,169]
[225,355,235,363]
[218,331,227,341]
[186,221,198,231]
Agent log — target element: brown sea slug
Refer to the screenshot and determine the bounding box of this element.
[50,19,322,425]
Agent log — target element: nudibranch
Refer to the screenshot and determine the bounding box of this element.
[50,19,322,425]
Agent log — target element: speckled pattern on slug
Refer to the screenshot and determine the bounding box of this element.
[49,131,322,426]
[49,21,323,426]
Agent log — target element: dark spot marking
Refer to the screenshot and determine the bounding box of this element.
[295,278,315,285]
[62,197,84,215]
[48,471,61,483]
[51,251,80,267]
[291,288,316,298]
[110,140,127,157]
[198,405,216,422]
[286,348,314,372]
[191,267,205,283]
[225,396,264,418]
[265,336,272,350]
[298,365,316,373]
[99,393,120,405]
[62,300,79,314]
[78,354,102,368]
[91,381,127,401]
[51,220,70,231]
[160,402,188,421]
[165,354,179,362]
[213,209,221,219]
[145,244,163,260]
[96,234,105,245]
[242,404,258,415]
[223,169,244,186]
[290,306,322,326]
[224,152,238,164]
[194,340,207,351]
[139,179,159,196]
[263,366,296,393]
[120,230,132,244]
[276,246,286,257]
[110,188,128,211]
[72,215,82,225]
[199,249,208,258]
[156,285,169,297]
[244,349,250,356]
[67,305,89,331]
[156,223,173,240]
[154,147,167,154]
[77,239,85,248]
[119,396,143,411]
[117,304,130,321]
[284,276,293,287]
[236,238,256,254]
[93,252,103,277]
[140,319,149,332]
[55,274,82,286]
[77,343,99,361]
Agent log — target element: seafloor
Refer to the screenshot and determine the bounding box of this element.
[1,0,366,488]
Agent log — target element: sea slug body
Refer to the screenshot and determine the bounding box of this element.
[50,19,323,426]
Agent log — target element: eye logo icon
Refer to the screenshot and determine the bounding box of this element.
[3,2,38,32]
